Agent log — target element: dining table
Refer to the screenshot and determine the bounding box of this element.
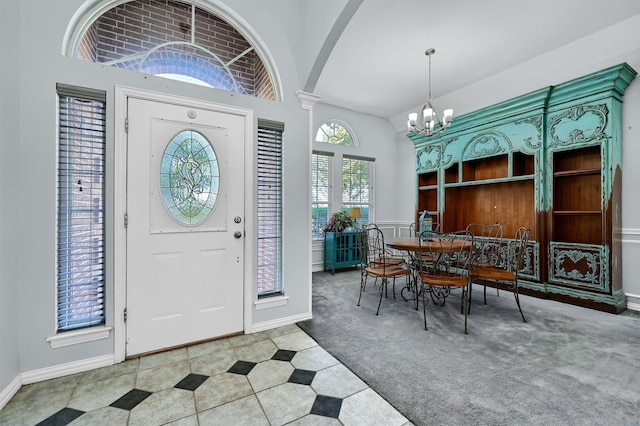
[385,236,471,253]
[385,236,473,308]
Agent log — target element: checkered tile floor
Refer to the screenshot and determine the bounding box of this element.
[0,324,411,425]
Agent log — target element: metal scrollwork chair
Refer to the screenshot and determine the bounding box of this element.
[469,226,530,322]
[466,222,504,307]
[357,224,410,315]
[417,230,473,334]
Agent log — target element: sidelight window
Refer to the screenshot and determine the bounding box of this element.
[56,85,106,332]
[257,120,284,297]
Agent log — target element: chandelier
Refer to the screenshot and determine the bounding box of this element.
[407,48,453,136]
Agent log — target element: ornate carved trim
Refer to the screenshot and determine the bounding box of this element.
[462,131,512,160]
[549,243,608,292]
[514,115,543,150]
[548,104,609,147]
[416,144,441,172]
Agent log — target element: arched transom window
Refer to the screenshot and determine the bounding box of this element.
[68,0,279,100]
[315,121,356,146]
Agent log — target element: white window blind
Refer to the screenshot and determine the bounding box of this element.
[57,85,106,331]
[257,119,284,297]
[312,152,333,239]
[342,155,374,226]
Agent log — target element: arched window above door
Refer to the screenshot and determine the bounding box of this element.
[65,0,281,101]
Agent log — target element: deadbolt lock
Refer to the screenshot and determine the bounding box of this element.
[234,216,242,223]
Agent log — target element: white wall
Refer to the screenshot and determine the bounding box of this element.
[0,0,22,402]
[391,16,640,308]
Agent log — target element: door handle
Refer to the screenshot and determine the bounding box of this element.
[234,231,243,239]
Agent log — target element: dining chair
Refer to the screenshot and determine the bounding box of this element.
[469,226,530,322]
[416,230,473,334]
[356,223,411,315]
[466,222,504,307]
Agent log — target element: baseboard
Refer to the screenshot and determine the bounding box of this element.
[249,312,313,334]
[20,354,115,385]
[627,301,640,311]
[625,292,640,312]
[0,375,22,411]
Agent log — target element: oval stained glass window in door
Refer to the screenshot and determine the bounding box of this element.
[160,130,219,226]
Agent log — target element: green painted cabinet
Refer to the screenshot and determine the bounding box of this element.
[410,63,636,313]
[324,231,361,274]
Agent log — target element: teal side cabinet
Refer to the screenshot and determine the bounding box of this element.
[324,232,361,274]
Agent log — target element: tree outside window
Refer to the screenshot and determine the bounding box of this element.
[313,121,374,238]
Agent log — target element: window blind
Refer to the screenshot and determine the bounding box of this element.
[312,152,333,239]
[57,88,106,331]
[342,157,374,226]
[257,120,284,297]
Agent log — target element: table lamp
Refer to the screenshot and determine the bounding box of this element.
[349,208,362,229]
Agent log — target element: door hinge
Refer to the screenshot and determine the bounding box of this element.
[124,213,128,228]
[124,308,127,323]
[125,117,129,133]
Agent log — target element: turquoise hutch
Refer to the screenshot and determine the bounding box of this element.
[409,63,636,313]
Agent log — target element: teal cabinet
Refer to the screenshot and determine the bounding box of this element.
[410,63,636,313]
[324,232,361,274]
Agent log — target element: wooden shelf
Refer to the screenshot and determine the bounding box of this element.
[462,155,508,182]
[418,172,437,187]
[513,151,535,176]
[418,185,437,191]
[444,175,534,188]
[552,145,603,246]
[553,211,601,215]
[554,168,601,177]
[553,145,601,172]
[444,180,535,237]
[444,164,459,184]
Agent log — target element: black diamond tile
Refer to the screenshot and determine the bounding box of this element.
[288,369,316,385]
[310,395,343,418]
[110,388,153,410]
[228,360,257,375]
[272,349,296,362]
[175,373,209,391]
[36,407,85,425]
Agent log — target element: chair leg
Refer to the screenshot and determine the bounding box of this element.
[421,281,428,330]
[463,286,469,334]
[392,277,397,299]
[357,273,365,307]
[513,281,526,322]
[376,277,386,315]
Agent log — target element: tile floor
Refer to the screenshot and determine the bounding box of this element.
[0,324,411,425]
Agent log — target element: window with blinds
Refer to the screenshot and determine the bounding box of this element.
[57,85,106,332]
[312,152,333,239]
[342,155,374,227]
[257,120,284,297]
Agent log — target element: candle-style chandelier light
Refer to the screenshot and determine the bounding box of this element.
[407,48,453,136]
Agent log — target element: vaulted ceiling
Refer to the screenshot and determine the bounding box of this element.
[306,0,639,124]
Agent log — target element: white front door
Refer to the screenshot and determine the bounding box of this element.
[125,97,245,356]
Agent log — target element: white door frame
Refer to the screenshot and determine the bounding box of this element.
[113,86,254,362]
